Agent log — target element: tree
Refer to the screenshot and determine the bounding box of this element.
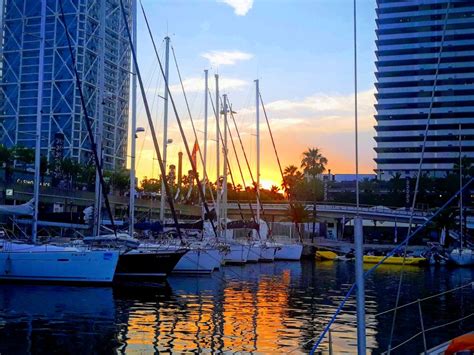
[287,202,309,240]
[14,146,35,166]
[300,147,328,178]
[110,169,130,194]
[0,145,13,181]
[282,165,304,199]
[0,145,13,167]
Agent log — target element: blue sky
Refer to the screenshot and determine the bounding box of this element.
[134,0,378,186]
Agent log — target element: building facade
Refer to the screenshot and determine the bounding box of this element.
[374,0,474,180]
[0,0,132,170]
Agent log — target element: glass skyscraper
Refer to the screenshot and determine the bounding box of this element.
[0,0,132,170]
[374,0,474,179]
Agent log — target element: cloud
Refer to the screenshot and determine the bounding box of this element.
[217,0,254,16]
[201,50,253,66]
[169,76,250,93]
[257,89,376,133]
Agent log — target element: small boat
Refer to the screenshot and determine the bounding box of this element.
[363,255,426,266]
[449,248,474,266]
[83,234,187,280]
[0,240,119,284]
[315,250,338,261]
[425,332,474,354]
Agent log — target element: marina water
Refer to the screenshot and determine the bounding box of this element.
[0,260,472,353]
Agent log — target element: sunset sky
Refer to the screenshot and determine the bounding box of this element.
[132,0,377,189]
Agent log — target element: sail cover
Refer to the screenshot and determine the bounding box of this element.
[0,199,34,216]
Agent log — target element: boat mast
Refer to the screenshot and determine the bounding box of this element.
[223,94,228,241]
[353,0,366,353]
[255,79,260,227]
[160,36,170,222]
[129,0,138,236]
[32,0,47,243]
[93,0,106,237]
[203,69,208,197]
[459,121,463,249]
[215,74,221,237]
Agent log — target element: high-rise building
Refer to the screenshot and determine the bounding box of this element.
[0,0,132,170]
[374,0,474,180]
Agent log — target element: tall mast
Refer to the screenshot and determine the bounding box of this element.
[215,74,220,237]
[129,0,138,236]
[255,79,260,226]
[459,121,463,248]
[353,0,366,353]
[160,36,170,222]
[203,69,209,197]
[93,0,106,237]
[32,0,47,243]
[223,94,228,240]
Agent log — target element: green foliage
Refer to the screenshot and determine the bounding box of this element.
[301,147,328,177]
[13,146,35,165]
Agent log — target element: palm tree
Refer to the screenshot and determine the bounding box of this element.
[282,165,304,198]
[300,147,328,179]
[301,148,327,242]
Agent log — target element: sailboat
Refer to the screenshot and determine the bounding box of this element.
[0,0,119,283]
[449,122,474,266]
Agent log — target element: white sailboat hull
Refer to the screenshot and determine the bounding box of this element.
[259,245,276,261]
[223,244,249,264]
[247,245,261,262]
[449,248,474,266]
[274,244,303,261]
[173,247,222,274]
[0,249,119,283]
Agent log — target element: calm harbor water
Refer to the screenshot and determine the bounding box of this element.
[0,260,472,354]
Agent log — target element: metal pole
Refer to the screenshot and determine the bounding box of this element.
[203,70,209,197]
[129,0,138,236]
[32,0,47,243]
[354,0,365,353]
[459,121,463,248]
[215,74,220,237]
[418,299,427,354]
[255,79,260,225]
[94,0,106,237]
[223,94,228,241]
[160,36,170,222]
[328,328,334,355]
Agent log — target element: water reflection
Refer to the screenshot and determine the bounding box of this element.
[0,261,472,353]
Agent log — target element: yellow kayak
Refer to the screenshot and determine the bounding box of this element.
[363,255,426,265]
[316,250,338,261]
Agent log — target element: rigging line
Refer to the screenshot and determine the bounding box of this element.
[225,97,266,219]
[209,92,255,224]
[223,96,258,222]
[224,97,264,239]
[121,0,183,240]
[138,1,218,239]
[375,281,473,317]
[387,2,452,352]
[259,93,303,240]
[170,45,215,206]
[383,312,474,354]
[58,0,116,235]
[308,174,474,354]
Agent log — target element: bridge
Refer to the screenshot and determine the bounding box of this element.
[223,202,430,224]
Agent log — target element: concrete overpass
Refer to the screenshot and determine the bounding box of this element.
[223,202,430,224]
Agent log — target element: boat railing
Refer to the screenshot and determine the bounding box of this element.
[302,281,474,354]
